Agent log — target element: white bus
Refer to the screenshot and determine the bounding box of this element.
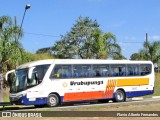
[6,59,155,107]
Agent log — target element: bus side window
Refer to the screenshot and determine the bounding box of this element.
[63,65,72,78]
[118,65,126,76]
[140,64,151,76]
[80,65,90,77]
[93,65,100,77]
[73,65,91,78]
[127,64,139,76]
[110,66,118,76]
[110,64,126,77]
[92,65,109,77]
[50,65,62,79]
[73,65,81,78]
[50,65,72,79]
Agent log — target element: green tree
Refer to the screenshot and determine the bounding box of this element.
[36,47,52,55]
[52,17,100,59]
[130,53,140,60]
[52,16,123,59]
[52,38,75,58]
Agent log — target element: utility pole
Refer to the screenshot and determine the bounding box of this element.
[0,22,2,30]
[146,33,148,60]
[0,22,2,33]
[14,16,17,42]
[146,33,148,49]
[14,16,17,26]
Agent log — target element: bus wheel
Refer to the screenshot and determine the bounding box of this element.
[114,90,126,102]
[47,94,59,107]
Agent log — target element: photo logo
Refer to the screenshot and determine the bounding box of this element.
[2,112,11,117]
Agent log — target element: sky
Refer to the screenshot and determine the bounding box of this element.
[0,0,160,59]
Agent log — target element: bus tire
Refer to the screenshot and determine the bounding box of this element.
[114,89,126,102]
[47,94,59,107]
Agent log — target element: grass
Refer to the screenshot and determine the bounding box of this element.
[144,72,160,98]
[2,88,10,102]
[153,72,160,96]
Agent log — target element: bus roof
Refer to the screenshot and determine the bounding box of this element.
[16,59,153,69]
[53,59,153,64]
[16,59,55,69]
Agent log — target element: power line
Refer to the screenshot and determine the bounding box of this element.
[25,32,61,38]
[117,41,144,43]
[24,32,144,44]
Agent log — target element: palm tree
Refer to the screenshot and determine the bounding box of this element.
[145,41,160,63]
[91,29,123,59]
[0,16,24,73]
[130,41,160,64]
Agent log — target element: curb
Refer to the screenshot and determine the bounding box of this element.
[131,97,144,101]
[152,96,160,99]
[131,96,160,100]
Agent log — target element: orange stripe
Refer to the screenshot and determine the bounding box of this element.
[63,91,104,102]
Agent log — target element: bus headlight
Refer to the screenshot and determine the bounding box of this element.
[17,94,23,99]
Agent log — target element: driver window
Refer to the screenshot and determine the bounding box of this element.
[27,64,50,86]
[34,65,50,83]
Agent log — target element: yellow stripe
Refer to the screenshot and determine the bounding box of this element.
[117,78,149,86]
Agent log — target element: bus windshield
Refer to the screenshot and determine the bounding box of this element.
[11,68,28,93]
[10,64,50,93]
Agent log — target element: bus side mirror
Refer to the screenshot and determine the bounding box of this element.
[5,70,15,81]
[28,67,36,79]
